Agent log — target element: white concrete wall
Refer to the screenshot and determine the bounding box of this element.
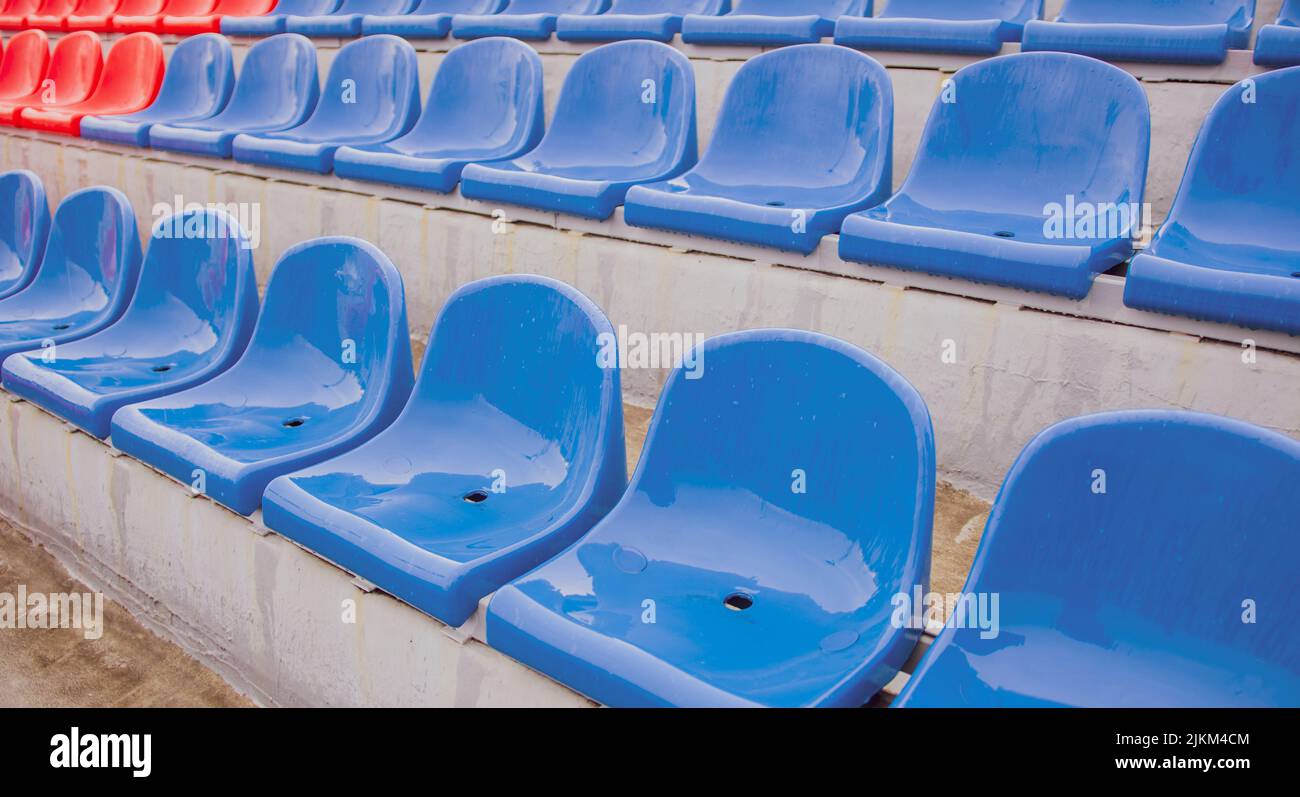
[0,398,592,707]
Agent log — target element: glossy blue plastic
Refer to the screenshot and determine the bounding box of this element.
[488,329,935,708]
[834,0,1041,55]
[624,44,890,254]
[109,237,415,517]
[1255,0,1300,66]
[80,34,235,147]
[1124,69,1300,335]
[148,34,319,158]
[232,35,419,173]
[0,187,140,368]
[286,0,415,36]
[2,209,258,439]
[0,170,50,301]
[459,40,696,220]
[897,411,1300,708]
[332,37,543,192]
[680,0,871,46]
[360,0,502,38]
[221,0,339,34]
[839,52,1149,299]
[1021,0,1256,65]
[555,0,725,42]
[451,0,607,40]
[262,275,627,628]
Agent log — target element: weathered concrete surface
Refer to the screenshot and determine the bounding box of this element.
[0,517,251,708]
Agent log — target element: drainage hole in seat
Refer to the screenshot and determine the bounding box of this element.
[151,364,173,373]
[52,323,71,330]
[282,417,306,428]
[724,592,753,611]
[994,231,1015,238]
[463,490,489,504]
[766,201,785,207]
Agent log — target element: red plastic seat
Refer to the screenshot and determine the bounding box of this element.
[113,0,211,31]
[25,0,78,29]
[0,31,102,125]
[162,0,270,33]
[0,0,41,29]
[64,0,123,29]
[0,30,50,101]
[20,32,162,135]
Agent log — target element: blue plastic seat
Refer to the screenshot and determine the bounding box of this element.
[2,209,258,440]
[1255,0,1300,66]
[149,34,319,158]
[262,276,627,627]
[80,33,235,148]
[555,0,725,42]
[624,44,891,254]
[451,0,607,40]
[1124,68,1300,335]
[0,187,141,368]
[0,170,50,301]
[838,52,1149,299]
[459,40,695,220]
[1021,0,1256,65]
[834,0,1041,55]
[286,0,415,36]
[232,35,419,173]
[487,329,935,708]
[361,0,502,38]
[109,237,415,516]
[221,0,338,34]
[897,410,1300,708]
[680,0,872,46]
[333,37,543,192]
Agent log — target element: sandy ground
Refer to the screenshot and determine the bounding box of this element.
[0,402,987,708]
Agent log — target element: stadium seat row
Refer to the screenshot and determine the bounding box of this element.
[0,29,163,132]
[0,171,1296,707]
[0,1,1296,64]
[9,33,1289,334]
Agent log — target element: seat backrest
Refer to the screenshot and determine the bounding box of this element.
[301,35,418,138]
[1282,0,1300,25]
[83,32,163,111]
[114,0,166,14]
[692,44,891,194]
[139,33,233,119]
[407,36,542,154]
[208,0,274,11]
[0,170,50,293]
[126,208,257,355]
[218,33,318,128]
[331,0,415,13]
[0,30,49,100]
[728,0,869,18]
[0,0,41,17]
[499,0,606,14]
[1156,67,1300,252]
[608,0,724,13]
[897,52,1148,219]
[244,237,411,417]
[408,0,502,12]
[1057,0,1254,26]
[265,0,338,14]
[410,275,624,498]
[31,0,77,16]
[906,410,1300,703]
[628,329,933,581]
[39,30,102,105]
[528,40,695,170]
[161,0,217,14]
[69,0,122,15]
[882,0,1039,23]
[20,186,141,317]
